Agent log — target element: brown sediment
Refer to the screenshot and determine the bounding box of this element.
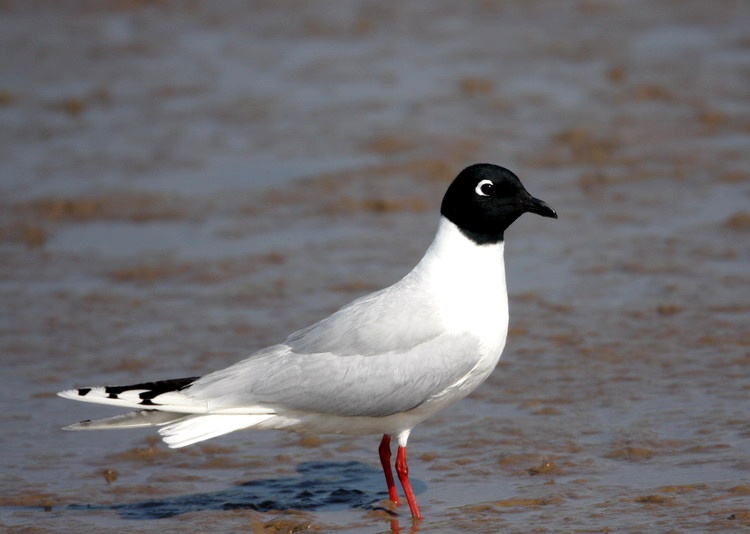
[109,254,285,285]
[657,484,707,494]
[553,128,619,164]
[248,515,321,534]
[362,135,415,155]
[18,194,189,223]
[108,437,173,465]
[527,459,561,476]
[102,468,119,484]
[634,494,675,505]
[458,77,495,96]
[297,435,324,448]
[724,212,750,230]
[630,84,675,101]
[0,491,59,509]
[320,195,430,216]
[0,223,49,248]
[606,447,655,461]
[491,496,564,509]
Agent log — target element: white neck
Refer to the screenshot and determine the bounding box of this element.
[410,217,509,350]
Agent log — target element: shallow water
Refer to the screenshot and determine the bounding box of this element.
[2,1,750,532]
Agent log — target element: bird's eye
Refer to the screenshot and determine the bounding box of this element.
[475,180,495,197]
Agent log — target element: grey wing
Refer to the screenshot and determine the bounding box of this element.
[187,277,482,416]
[187,333,482,417]
[285,278,443,357]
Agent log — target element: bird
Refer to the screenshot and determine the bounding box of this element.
[58,163,557,519]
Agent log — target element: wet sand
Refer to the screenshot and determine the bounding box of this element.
[1,1,749,532]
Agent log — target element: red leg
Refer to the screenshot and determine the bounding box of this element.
[378,434,400,504]
[395,445,422,520]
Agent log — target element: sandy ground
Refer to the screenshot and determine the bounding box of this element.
[1,1,750,532]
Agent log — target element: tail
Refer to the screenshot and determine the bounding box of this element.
[58,376,275,448]
[58,377,203,412]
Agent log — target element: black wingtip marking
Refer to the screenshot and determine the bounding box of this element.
[101,377,200,401]
[77,388,91,396]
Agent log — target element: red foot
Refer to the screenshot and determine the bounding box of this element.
[378,434,400,504]
[395,445,422,520]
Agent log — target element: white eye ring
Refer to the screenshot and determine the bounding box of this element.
[475,179,494,197]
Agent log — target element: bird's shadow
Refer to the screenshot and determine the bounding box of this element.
[68,461,425,520]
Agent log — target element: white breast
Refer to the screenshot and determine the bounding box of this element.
[411,218,509,353]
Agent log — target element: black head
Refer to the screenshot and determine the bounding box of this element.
[441,163,557,245]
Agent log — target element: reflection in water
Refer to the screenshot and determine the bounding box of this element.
[67,461,424,524]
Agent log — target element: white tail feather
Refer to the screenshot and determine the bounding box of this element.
[63,410,188,431]
[59,379,279,447]
[57,387,208,414]
[159,414,275,448]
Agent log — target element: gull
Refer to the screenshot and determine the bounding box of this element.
[59,163,557,519]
